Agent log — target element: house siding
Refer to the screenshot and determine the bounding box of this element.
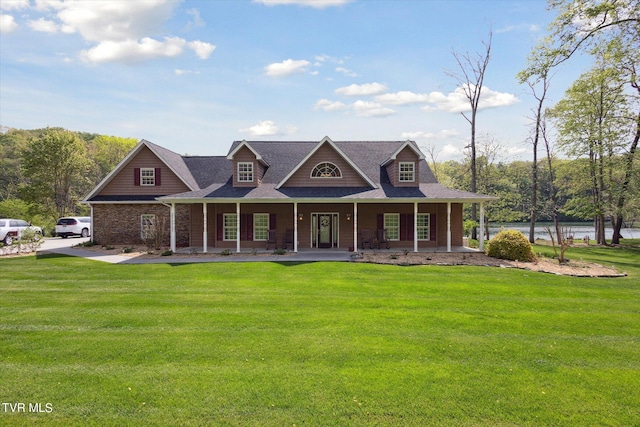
[100,146,190,196]
[283,143,370,187]
[231,146,264,188]
[387,146,420,187]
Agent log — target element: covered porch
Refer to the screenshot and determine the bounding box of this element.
[162,199,488,254]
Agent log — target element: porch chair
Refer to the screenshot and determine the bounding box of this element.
[266,229,278,250]
[282,229,294,250]
[377,228,390,249]
[360,229,374,249]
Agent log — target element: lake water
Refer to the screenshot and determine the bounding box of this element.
[489,223,640,241]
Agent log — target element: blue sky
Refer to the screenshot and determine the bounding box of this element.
[0,0,588,160]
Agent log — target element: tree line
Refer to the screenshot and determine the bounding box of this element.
[0,127,137,233]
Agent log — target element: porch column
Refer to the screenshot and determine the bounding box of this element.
[353,202,358,252]
[447,202,452,252]
[236,202,241,253]
[479,202,485,251]
[202,202,208,254]
[293,202,298,252]
[89,204,95,243]
[414,202,418,252]
[170,203,176,253]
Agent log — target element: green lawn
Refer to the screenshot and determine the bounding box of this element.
[1,245,639,426]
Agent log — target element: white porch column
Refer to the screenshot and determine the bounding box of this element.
[202,202,208,253]
[170,203,176,252]
[353,202,358,251]
[236,202,241,253]
[293,202,298,253]
[89,204,95,243]
[479,202,485,251]
[414,202,418,252]
[447,202,452,252]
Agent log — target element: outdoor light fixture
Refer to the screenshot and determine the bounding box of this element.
[346,213,352,221]
[298,213,304,221]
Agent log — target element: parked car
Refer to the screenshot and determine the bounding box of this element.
[0,218,43,245]
[55,217,91,238]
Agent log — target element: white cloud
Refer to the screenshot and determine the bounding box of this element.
[28,17,58,33]
[80,37,188,64]
[188,40,216,59]
[241,120,280,136]
[57,0,180,42]
[175,69,200,76]
[314,99,348,111]
[352,100,395,118]
[335,66,358,77]
[0,0,29,11]
[0,14,18,33]
[265,59,310,77]
[421,85,519,113]
[401,129,460,140]
[335,82,387,97]
[375,91,431,106]
[253,0,352,9]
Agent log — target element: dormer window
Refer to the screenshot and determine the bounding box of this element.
[311,162,342,178]
[237,162,254,182]
[399,162,415,182]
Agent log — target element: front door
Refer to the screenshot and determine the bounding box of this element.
[312,213,339,248]
[318,214,332,248]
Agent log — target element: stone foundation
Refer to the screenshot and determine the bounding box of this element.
[92,203,190,247]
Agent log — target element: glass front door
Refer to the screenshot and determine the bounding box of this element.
[312,213,338,248]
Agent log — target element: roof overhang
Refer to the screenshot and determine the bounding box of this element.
[381,140,426,167]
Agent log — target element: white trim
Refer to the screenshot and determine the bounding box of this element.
[398,162,415,182]
[275,136,377,189]
[310,162,342,178]
[226,140,268,165]
[140,167,155,186]
[237,162,254,182]
[203,203,208,253]
[384,213,400,241]
[236,202,241,253]
[447,202,452,252]
[416,212,431,241]
[170,203,176,252]
[83,139,196,202]
[353,202,357,252]
[253,213,269,241]
[381,140,426,166]
[479,202,485,251]
[413,202,418,252]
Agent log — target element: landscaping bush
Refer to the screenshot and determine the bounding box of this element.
[486,229,536,262]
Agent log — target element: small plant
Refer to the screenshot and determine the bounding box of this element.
[103,245,115,250]
[122,247,133,253]
[161,250,173,256]
[220,249,232,256]
[77,240,96,247]
[390,254,398,260]
[403,249,409,256]
[251,247,257,256]
[272,248,286,255]
[486,230,536,262]
[189,248,198,255]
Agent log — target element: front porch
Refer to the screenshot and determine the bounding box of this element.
[164,201,487,255]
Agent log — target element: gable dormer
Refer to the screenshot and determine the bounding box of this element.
[227,141,268,188]
[381,141,425,187]
[276,137,376,189]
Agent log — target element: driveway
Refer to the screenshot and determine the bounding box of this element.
[39,236,90,251]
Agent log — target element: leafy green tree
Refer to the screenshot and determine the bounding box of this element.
[87,135,137,186]
[20,128,90,218]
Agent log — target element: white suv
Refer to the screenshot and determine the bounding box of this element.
[55,217,91,238]
[0,218,43,245]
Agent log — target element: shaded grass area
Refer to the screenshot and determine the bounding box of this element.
[1,249,639,426]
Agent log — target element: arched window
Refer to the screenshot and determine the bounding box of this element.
[311,162,342,178]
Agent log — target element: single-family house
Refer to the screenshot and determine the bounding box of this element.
[84,137,495,252]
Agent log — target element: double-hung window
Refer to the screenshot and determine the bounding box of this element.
[398,162,415,182]
[140,168,155,186]
[237,162,254,182]
[141,214,155,239]
[384,213,400,240]
[417,214,430,240]
[253,213,269,241]
[223,214,237,241]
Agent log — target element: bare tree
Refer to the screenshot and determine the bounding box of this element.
[446,30,492,240]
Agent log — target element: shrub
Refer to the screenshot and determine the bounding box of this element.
[486,230,536,262]
[161,250,173,256]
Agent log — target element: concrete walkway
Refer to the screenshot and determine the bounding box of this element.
[36,237,477,265]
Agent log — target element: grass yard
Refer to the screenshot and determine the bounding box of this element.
[1,244,639,426]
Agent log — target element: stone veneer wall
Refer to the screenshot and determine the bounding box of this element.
[92,203,190,247]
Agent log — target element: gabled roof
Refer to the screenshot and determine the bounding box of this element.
[83,139,199,202]
[226,140,269,166]
[275,136,377,189]
[380,140,426,166]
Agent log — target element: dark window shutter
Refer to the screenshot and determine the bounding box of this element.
[430,213,437,241]
[134,168,140,186]
[247,214,253,241]
[240,214,253,241]
[155,168,161,186]
[269,213,277,230]
[216,214,223,241]
[377,214,384,230]
[407,214,414,241]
